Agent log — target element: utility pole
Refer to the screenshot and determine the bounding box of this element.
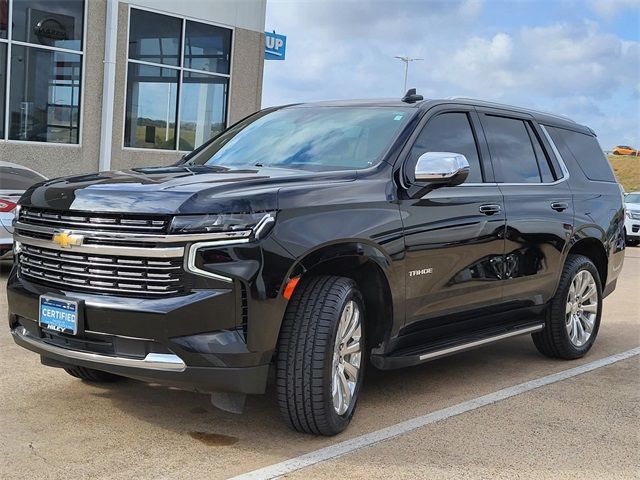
[394,56,423,94]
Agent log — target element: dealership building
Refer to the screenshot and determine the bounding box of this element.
[0,0,267,178]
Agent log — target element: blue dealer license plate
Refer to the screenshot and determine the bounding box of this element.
[39,296,79,335]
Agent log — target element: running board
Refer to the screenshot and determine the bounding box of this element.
[371,323,544,370]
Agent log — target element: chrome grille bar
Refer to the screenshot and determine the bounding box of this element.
[14,221,252,244]
[20,208,168,232]
[14,233,184,258]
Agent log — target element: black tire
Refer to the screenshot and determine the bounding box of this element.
[276,275,365,436]
[64,366,123,383]
[532,254,602,359]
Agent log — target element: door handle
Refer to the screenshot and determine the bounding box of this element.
[479,204,501,215]
[551,202,569,212]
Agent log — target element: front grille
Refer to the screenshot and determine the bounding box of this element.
[19,208,171,233]
[18,244,184,297]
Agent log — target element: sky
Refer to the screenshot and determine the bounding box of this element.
[262,0,640,150]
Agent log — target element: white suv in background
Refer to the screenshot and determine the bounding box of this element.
[624,192,640,246]
[0,162,47,260]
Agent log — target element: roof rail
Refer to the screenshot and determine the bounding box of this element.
[445,97,577,123]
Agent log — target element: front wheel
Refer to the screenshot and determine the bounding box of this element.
[276,275,365,435]
[532,254,602,359]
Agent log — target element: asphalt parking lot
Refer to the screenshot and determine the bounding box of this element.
[1,250,638,480]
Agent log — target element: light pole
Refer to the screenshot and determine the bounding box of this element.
[394,56,423,94]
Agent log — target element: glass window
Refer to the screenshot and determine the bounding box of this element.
[549,126,616,182]
[526,123,555,182]
[1,0,8,38]
[187,107,413,171]
[0,43,5,138]
[125,8,232,151]
[11,0,84,51]
[0,165,47,189]
[482,115,542,183]
[408,112,483,183]
[8,44,82,143]
[184,20,231,74]
[128,9,182,66]
[179,72,228,150]
[124,63,178,149]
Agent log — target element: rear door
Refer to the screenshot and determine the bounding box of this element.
[477,109,573,307]
[399,106,506,331]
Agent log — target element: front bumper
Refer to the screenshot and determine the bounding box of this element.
[7,269,271,394]
[11,326,269,393]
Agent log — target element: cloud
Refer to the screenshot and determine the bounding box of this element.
[262,0,640,149]
[437,21,638,99]
[588,0,640,18]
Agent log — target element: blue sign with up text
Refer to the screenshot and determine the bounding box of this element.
[265,31,286,60]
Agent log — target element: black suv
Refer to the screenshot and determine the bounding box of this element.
[7,95,626,435]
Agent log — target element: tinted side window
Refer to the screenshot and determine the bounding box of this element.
[409,112,483,183]
[548,127,615,182]
[482,115,541,183]
[526,123,555,182]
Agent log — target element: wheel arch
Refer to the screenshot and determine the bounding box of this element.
[565,235,608,287]
[281,241,401,353]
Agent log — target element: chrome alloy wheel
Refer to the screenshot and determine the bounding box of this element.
[331,300,362,415]
[566,270,598,347]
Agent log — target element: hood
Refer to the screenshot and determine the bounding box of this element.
[20,165,355,215]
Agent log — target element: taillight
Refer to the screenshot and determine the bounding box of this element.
[0,199,17,213]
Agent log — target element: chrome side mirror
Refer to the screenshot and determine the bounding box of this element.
[415,152,470,185]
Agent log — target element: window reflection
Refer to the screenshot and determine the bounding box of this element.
[184,20,231,74]
[125,8,232,151]
[179,72,227,150]
[9,44,81,143]
[11,0,85,51]
[1,0,8,38]
[124,63,178,149]
[128,9,181,66]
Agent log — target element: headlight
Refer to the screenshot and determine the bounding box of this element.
[170,212,276,237]
[627,210,632,219]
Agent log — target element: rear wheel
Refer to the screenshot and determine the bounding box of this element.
[532,254,602,359]
[64,366,123,383]
[276,275,365,435]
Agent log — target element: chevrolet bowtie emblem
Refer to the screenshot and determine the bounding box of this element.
[52,231,84,249]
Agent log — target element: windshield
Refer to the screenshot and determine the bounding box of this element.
[625,193,640,204]
[185,106,413,171]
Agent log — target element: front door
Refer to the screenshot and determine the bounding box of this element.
[399,108,506,332]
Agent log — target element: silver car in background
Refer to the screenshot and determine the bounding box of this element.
[624,192,640,246]
[0,161,48,260]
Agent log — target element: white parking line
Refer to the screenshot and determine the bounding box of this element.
[230,347,640,480]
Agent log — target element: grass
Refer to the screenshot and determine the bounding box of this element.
[608,155,640,192]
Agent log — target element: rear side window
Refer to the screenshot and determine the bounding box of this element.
[526,123,555,182]
[482,115,544,183]
[408,112,483,183]
[0,167,46,190]
[546,127,615,182]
